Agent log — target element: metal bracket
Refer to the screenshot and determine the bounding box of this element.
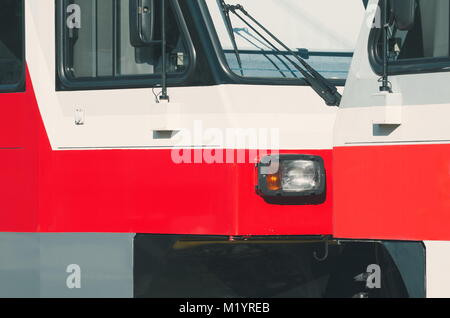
[313,238,329,262]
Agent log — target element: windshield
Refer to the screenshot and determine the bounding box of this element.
[206,0,365,80]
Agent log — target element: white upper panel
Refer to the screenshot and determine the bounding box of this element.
[26,0,341,150]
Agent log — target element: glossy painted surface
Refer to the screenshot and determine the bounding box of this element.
[0,71,333,235]
[0,70,43,232]
[333,143,450,241]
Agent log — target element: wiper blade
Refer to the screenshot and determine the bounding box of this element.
[225,3,341,106]
[219,0,244,76]
[235,28,299,78]
[234,28,290,78]
[234,31,286,78]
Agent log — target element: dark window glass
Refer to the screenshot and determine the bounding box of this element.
[134,235,425,298]
[0,0,24,91]
[62,0,190,82]
[374,0,450,63]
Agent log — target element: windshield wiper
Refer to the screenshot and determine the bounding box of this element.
[223,3,342,106]
[233,28,288,78]
[220,1,294,78]
[219,0,244,76]
[234,28,299,78]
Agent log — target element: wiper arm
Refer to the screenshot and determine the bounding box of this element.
[235,28,299,78]
[234,28,288,78]
[219,0,244,76]
[226,4,341,106]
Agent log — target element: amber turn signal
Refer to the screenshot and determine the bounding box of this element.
[265,174,281,191]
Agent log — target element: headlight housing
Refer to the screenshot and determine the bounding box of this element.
[256,154,326,199]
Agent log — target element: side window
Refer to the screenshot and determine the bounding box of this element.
[58,0,192,88]
[0,0,24,92]
[370,0,450,74]
[395,0,449,60]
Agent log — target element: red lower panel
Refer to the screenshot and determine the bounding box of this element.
[0,69,333,235]
[36,149,332,235]
[334,144,450,241]
[0,86,40,232]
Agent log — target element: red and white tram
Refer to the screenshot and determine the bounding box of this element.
[0,0,446,298]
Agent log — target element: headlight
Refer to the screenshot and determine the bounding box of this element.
[256,154,326,199]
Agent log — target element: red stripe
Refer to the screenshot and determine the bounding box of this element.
[334,143,450,241]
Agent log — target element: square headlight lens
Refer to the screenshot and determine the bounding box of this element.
[257,154,325,198]
[281,160,321,192]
